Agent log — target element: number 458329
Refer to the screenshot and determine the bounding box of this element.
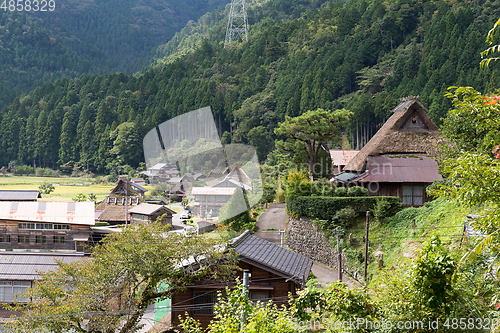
[1,0,56,11]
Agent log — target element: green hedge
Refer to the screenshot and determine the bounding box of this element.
[286,196,402,221]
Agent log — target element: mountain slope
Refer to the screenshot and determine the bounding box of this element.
[1,0,499,172]
[0,0,231,110]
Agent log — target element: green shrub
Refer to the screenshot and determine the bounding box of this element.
[374,197,403,222]
[14,164,34,175]
[286,195,402,220]
[333,207,357,228]
[282,168,313,197]
[334,187,347,197]
[312,178,336,196]
[347,186,369,197]
[38,181,55,195]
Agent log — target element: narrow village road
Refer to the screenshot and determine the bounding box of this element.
[254,203,287,245]
[255,203,360,288]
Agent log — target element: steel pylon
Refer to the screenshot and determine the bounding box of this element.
[224,0,248,46]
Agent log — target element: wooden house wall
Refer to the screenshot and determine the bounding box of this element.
[170,261,297,329]
[365,182,435,206]
[0,219,91,251]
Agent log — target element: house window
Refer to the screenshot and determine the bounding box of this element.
[36,236,46,244]
[402,185,424,206]
[19,223,54,230]
[193,291,216,315]
[53,224,70,230]
[53,236,65,244]
[250,292,269,306]
[18,223,35,230]
[18,235,30,243]
[132,214,148,221]
[0,235,10,243]
[0,281,31,303]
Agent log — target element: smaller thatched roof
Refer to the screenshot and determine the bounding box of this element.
[344,97,441,172]
[224,164,252,186]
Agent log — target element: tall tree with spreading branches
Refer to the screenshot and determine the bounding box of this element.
[274,108,352,178]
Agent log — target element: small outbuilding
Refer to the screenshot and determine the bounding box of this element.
[128,203,175,226]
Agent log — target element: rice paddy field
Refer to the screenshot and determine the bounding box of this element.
[0,176,117,201]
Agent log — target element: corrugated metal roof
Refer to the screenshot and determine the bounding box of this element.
[0,190,41,201]
[358,154,442,183]
[0,253,87,281]
[191,187,235,196]
[231,231,312,286]
[329,150,360,166]
[0,201,95,225]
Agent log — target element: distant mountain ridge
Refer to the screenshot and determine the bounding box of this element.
[0,0,231,110]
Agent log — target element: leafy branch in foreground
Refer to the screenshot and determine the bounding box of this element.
[480,17,500,68]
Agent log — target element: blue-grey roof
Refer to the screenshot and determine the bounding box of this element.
[230,231,312,286]
[333,171,361,183]
[0,190,41,201]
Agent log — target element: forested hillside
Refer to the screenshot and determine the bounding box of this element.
[0,0,231,110]
[1,0,499,173]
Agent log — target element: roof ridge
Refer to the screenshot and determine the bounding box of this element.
[229,229,252,248]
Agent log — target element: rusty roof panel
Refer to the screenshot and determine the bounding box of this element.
[359,154,442,183]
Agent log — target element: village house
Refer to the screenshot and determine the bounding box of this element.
[191,186,235,217]
[0,190,41,202]
[141,163,180,184]
[157,230,312,330]
[128,203,175,226]
[0,201,95,252]
[96,177,145,226]
[0,252,86,305]
[130,177,146,186]
[334,96,442,206]
[329,150,360,174]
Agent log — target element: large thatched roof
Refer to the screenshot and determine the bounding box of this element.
[344,97,441,172]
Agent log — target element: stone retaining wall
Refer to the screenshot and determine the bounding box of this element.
[287,217,362,281]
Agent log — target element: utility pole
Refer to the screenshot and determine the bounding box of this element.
[364,211,370,287]
[241,270,250,332]
[225,0,248,46]
[125,177,128,226]
[336,227,342,282]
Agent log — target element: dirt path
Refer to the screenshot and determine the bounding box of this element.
[311,261,361,288]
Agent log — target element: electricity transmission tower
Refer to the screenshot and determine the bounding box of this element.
[224,0,248,46]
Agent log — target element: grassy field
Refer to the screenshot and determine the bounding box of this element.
[0,175,114,201]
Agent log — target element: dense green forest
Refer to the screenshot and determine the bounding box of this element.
[1,0,499,173]
[0,0,231,110]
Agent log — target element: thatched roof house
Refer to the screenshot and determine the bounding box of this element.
[335,96,442,206]
[344,96,441,172]
[96,177,143,225]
